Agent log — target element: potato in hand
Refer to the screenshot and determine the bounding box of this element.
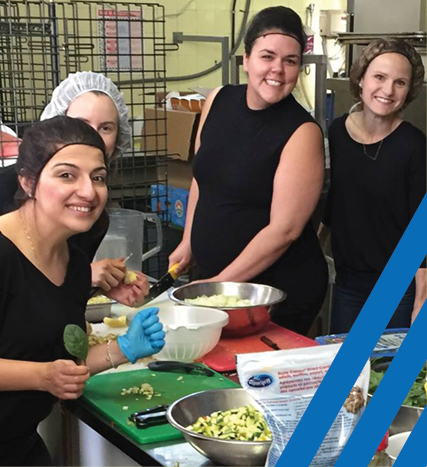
[124,270,138,285]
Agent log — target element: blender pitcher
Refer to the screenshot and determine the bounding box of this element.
[95,208,163,271]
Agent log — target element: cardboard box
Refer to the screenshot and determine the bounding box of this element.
[141,108,200,162]
[169,186,189,229]
[150,183,189,229]
[166,159,193,190]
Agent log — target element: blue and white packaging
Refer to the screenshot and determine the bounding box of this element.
[236,345,370,467]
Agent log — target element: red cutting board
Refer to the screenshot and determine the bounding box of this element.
[202,322,317,372]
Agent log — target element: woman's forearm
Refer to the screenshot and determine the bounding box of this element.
[412,268,427,323]
[0,359,45,391]
[181,178,199,243]
[86,340,127,375]
[213,224,297,282]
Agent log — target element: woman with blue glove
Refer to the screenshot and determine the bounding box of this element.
[0,116,165,466]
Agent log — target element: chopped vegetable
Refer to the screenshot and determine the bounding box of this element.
[124,270,138,284]
[120,383,155,400]
[103,316,127,327]
[185,294,252,308]
[187,405,271,441]
[87,295,113,305]
[88,333,118,347]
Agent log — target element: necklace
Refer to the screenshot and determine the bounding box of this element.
[363,139,384,161]
[19,210,40,267]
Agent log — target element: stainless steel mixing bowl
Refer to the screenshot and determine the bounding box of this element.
[166,388,271,466]
[169,282,286,337]
[369,360,424,435]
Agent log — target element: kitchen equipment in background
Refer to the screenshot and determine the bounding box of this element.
[85,296,115,323]
[81,367,239,444]
[95,208,162,271]
[202,322,316,372]
[155,305,229,362]
[166,387,271,466]
[169,282,286,337]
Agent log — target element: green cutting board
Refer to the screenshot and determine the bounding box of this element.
[82,367,239,444]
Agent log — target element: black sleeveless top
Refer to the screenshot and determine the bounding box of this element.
[191,85,328,310]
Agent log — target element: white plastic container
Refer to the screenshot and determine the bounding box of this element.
[386,431,411,461]
[156,305,229,362]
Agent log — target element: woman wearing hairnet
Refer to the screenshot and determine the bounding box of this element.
[0,71,149,307]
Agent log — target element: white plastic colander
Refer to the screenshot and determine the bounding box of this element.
[155,305,229,362]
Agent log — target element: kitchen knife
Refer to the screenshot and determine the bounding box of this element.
[127,263,180,324]
[144,263,180,304]
[148,360,214,377]
[260,335,281,350]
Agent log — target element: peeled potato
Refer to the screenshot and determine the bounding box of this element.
[103,316,128,327]
[86,321,93,335]
[124,270,138,285]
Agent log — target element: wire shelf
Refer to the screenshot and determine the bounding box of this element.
[0,0,169,277]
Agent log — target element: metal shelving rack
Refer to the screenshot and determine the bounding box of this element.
[0,0,169,277]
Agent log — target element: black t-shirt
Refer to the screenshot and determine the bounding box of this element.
[191,85,328,310]
[0,164,109,261]
[0,232,90,445]
[324,114,426,275]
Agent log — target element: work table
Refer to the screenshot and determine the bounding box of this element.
[60,293,315,466]
[66,397,214,466]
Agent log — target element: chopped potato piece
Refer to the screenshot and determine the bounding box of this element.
[124,270,138,284]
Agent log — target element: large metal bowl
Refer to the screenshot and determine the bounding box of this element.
[369,361,424,435]
[169,282,286,337]
[166,388,271,466]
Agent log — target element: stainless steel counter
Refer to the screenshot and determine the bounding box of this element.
[66,395,215,466]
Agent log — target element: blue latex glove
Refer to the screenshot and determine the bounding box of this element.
[117,307,165,363]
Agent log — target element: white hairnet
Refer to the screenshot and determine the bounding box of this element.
[40,71,131,158]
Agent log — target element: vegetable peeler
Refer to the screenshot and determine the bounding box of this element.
[129,404,169,429]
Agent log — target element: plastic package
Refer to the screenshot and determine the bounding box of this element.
[237,344,370,467]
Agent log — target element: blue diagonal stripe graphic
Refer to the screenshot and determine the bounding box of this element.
[276,195,427,467]
[335,301,427,466]
[393,407,427,466]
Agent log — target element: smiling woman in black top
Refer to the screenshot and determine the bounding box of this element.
[321,38,426,333]
[0,117,165,466]
[169,7,328,336]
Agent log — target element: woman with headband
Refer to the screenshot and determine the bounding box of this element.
[169,6,328,336]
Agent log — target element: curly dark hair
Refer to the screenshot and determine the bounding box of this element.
[349,38,424,108]
[244,6,306,56]
[16,115,107,203]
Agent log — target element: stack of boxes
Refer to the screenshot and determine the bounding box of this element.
[142,91,206,229]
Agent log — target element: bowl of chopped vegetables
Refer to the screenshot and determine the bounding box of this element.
[166,387,272,466]
[369,361,425,435]
[169,282,286,337]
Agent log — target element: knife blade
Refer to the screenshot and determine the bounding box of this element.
[144,263,180,304]
[127,263,180,324]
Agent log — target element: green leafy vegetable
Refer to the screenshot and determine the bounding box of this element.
[369,366,426,408]
[64,324,89,363]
